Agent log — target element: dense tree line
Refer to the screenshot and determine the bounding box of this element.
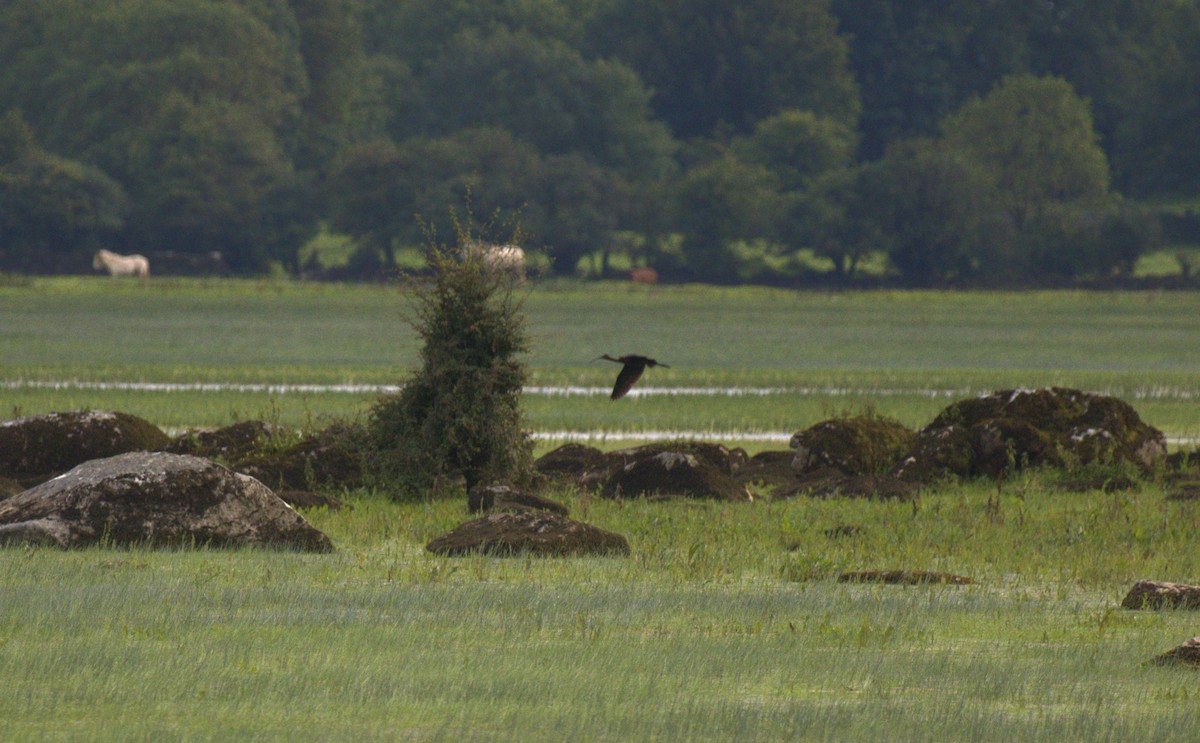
[1,0,1196,285]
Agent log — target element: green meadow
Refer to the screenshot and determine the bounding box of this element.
[2,277,1200,740]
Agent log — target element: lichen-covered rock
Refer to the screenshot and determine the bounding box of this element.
[0,410,170,485]
[426,510,629,557]
[1121,580,1200,610]
[0,452,333,551]
[790,417,916,476]
[600,450,752,501]
[895,388,1166,483]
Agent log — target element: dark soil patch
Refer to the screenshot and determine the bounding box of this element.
[1054,474,1140,493]
[838,570,974,585]
[823,524,863,539]
[777,468,918,500]
[426,510,630,557]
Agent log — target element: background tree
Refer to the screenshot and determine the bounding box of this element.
[940,75,1111,229]
[0,112,128,273]
[367,214,533,498]
[421,28,675,181]
[589,0,860,139]
[866,140,997,286]
[328,128,542,266]
[673,154,782,282]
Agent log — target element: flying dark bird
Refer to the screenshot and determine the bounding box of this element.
[595,354,669,399]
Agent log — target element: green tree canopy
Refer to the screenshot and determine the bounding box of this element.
[590,0,860,140]
[0,112,128,272]
[421,28,676,181]
[941,75,1111,227]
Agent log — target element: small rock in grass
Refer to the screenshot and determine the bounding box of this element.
[1121,579,1200,610]
[1151,636,1200,667]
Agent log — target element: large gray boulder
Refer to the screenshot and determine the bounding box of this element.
[0,410,170,486]
[0,452,333,551]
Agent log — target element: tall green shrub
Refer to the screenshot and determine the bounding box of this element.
[367,222,533,499]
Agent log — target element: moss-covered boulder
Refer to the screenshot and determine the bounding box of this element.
[790,417,916,476]
[607,440,747,476]
[164,420,286,462]
[893,424,975,483]
[895,388,1166,483]
[734,450,797,493]
[600,450,752,501]
[0,410,170,486]
[534,443,612,489]
[234,424,365,491]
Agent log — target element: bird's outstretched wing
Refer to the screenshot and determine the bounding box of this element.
[611,364,645,399]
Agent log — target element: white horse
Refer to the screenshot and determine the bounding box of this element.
[462,242,526,282]
[93,249,150,278]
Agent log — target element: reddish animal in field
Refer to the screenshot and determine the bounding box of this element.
[630,267,658,285]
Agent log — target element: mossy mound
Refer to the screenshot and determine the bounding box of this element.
[790,417,916,476]
[600,451,752,501]
[895,388,1166,484]
[164,420,286,463]
[0,410,170,485]
[534,443,612,488]
[607,440,747,476]
[235,424,366,491]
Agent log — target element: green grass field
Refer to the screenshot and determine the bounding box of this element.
[2,277,1200,740]
[3,278,1199,442]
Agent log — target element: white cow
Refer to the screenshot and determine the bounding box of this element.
[93,249,150,278]
[462,242,526,283]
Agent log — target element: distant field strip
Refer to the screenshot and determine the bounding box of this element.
[4,379,1199,400]
[532,430,1200,446]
